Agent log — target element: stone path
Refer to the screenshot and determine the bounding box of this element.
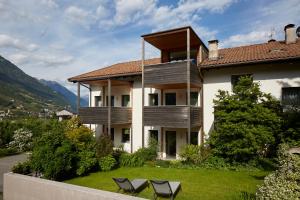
[0,153,28,193]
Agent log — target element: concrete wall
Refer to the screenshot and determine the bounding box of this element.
[202,63,300,137]
[3,173,146,200]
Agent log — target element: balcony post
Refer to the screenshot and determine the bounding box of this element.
[141,37,145,148]
[77,82,80,114]
[187,28,191,144]
[108,79,111,136]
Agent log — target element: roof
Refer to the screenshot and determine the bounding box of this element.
[56,110,73,116]
[142,26,208,51]
[200,39,300,68]
[69,58,160,82]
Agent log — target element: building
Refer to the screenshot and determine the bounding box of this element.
[69,24,300,159]
[56,109,74,121]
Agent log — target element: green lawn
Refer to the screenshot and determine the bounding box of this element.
[65,167,269,200]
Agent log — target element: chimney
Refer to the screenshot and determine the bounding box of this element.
[284,24,297,44]
[208,40,219,60]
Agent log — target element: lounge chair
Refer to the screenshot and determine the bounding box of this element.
[150,180,181,200]
[112,178,149,194]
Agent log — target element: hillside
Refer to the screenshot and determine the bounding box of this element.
[0,55,72,116]
[40,79,88,110]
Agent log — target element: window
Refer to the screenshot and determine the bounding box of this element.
[106,128,114,141]
[191,132,198,145]
[122,95,130,107]
[165,93,176,105]
[110,128,114,141]
[231,74,252,89]
[282,87,300,106]
[149,130,158,143]
[149,93,158,106]
[190,92,198,106]
[169,49,197,62]
[122,128,130,143]
[106,96,114,107]
[94,96,102,107]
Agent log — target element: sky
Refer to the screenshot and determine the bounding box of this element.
[0,0,299,95]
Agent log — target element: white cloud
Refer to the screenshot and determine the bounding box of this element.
[220,31,269,48]
[65,6,93,26]
[0,34,38,51]
[41,0,58,8]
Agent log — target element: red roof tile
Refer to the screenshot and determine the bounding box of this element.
[69,58,160,82]
[200,39,300,68]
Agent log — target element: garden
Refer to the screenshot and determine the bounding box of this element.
[6,76,300,199]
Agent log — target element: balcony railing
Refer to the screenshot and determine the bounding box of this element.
[144,60,201,86]
[79,107,132,125]
[144,106,202,128]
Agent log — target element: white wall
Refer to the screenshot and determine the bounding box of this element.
[132,80,143,152]
[4,173,146,200]
[202,63,300,137]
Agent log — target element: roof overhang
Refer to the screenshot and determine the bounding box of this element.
[142,26,208,51]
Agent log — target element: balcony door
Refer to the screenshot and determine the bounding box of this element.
[166,131,176,157]
[165,93,176,105]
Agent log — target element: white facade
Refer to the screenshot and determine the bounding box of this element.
[85,62,300,159]
[202,63,300,136]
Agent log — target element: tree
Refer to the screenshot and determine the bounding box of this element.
[209,76,282,162]
[8,128,33,152]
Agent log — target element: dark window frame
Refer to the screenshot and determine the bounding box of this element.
[94,96,102,107]
[282,87,300,106]
[121,95,130,107]
[165,93,176,105]
[122,128,130,143]
[149,130,159,143]
[149,93,159,106]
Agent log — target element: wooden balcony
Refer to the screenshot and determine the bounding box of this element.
[79,107,132,125]
[144,60,201,87]
[144,106,202,128]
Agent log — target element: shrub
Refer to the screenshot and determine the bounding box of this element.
[99,155,117,171]
[76,150,98,176]
[8,128,33,152]
[155,160,171,168]
[200,156,229,169]
[12,160,31,175]
[209,76,282,162]
[96,135,113,158]
[30,131,77,180]
[0,148,18,157]
[65,126,95,150]
[256,144,300,199]
[119,153,144,167]
[179,144,211,164]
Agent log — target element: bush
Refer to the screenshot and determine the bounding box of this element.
[76,150,98,176]
[200,156,230,169]
[30,131,77,180]
[119,153,144,167]
[0,148,18,157]
[66,126,95,150]
[179,144,211,164]
[209,76,282,162]
[155,160,171,168]
[8,128,33,152]
[256,144,300,199]
[99,155,117,171]
[96,135,113,159]
[12,160,31,175]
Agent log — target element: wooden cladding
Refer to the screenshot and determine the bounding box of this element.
[144,60,201,86]
[111,107,132,124]
[191,107,202,127]
[144,106,202,128]
[79,107,132,125]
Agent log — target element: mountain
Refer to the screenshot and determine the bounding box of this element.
[40,79,88,110]
[0,55,73,116]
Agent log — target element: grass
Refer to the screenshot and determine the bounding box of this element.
[65,167,269,200]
